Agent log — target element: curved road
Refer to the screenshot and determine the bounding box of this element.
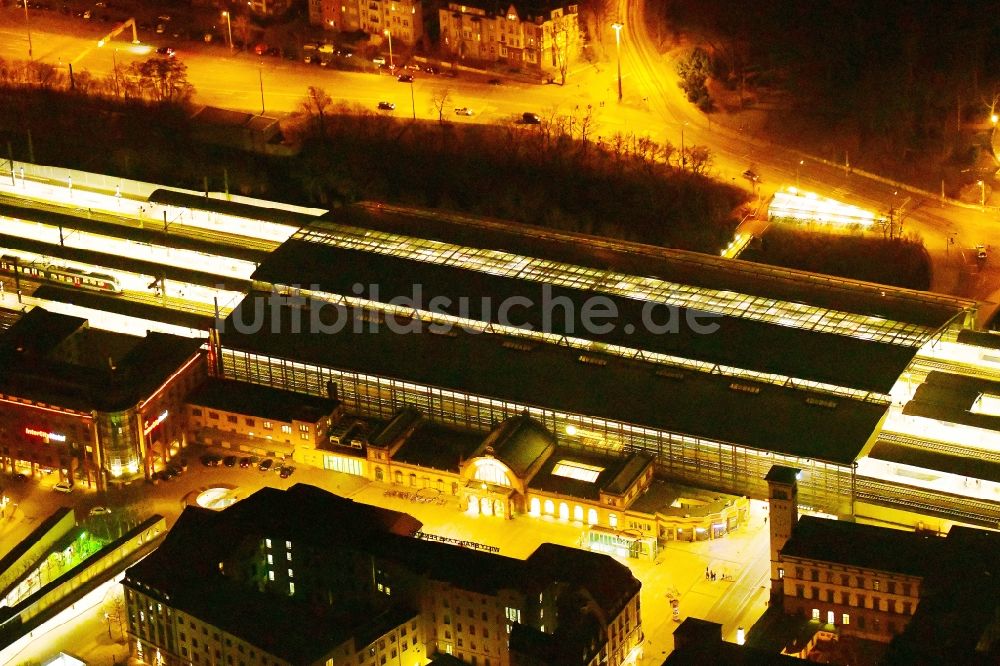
[616,0,1000,311]
[1,5,998,307]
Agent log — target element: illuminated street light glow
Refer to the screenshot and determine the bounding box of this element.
[611,22,623,102]
[384,29,394,70]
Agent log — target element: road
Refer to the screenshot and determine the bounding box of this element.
[2,5,997,310]
[614,0,1000,311]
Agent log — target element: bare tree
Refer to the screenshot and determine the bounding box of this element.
[686,145,713,174]
[233,14,253,52]
[550,18,576,86]
[430,88,452,124]
[103,590,128,641]
[302,86,334,139]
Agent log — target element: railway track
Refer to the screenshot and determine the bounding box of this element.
[876,431,1000,465]
[0,191,280,254]
[856,476,1000,528]
[911,356,1000,382]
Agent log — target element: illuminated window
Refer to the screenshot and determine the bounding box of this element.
[288,568,293,578]
[281,425,292,434]
[609,514,618,528]
[473,460,510,487]
[842,613,850,625]
[263,421,273,430]
[265,539,271,549]
[268,571,274,581]
[543,500,554,515]
[552,460,603,483]
[587,509,597,525]
[289,582,295,595]
[811,608,819,620]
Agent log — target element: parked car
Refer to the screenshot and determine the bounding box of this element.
[89,506,111,516]
[522,112,541,124]
[424,66,440,74]
[977,245,988,261]
[201,454,222,467]
[258,458,273,471]
[165,464,184,477]
[223,455,238,468]
[397,74,414,83]
[253,43,268,56]
[266,46,281,57]
[741,169,760,183]
[303,55,314,64]
[279,465,295,479]
[156,46,175,58]
[53,481,73,493]
[488,78,503,85]
[239,457,253,468]
[404,63,421,71]
[454,107,474,116]
[12,473,27,482]
[155,23,165,34]
[377,101,395,111]
[373,56,386,65]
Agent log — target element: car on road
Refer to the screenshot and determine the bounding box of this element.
[303,55,314,64]
[377,101,395,111]
[488,78,503,85]
[404,63,421,71]
[373,56,386,65]
[223,455,238,468]
[741,169,760,183]
[977,245,988,261]
[258,458,273,472]
[521,112,541,124]
[397,74,414,83]
[424,66,440,74]
[155,47,175,58]
[89,506,111,517]
[53,481,73,493]
[201,454,222,467]
[279,465,295,479]
[12,473,27,482]
[455,107,474,116]
[239,457,253,468]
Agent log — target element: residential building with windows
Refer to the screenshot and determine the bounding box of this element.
[123,483,643,666]
[766,465,1000,660]
[362,0,424,46]
[0,308,204,489]
[248,0,293,17]
[185,377,341,460]
[309,0,423,45]
[438,1,579,72]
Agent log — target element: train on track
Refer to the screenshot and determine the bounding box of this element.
[0,254,123,294]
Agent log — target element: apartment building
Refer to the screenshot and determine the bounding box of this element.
[123,484,643,666]
[438,1,579,72]
[309,0,424,45]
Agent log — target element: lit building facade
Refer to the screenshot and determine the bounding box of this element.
[123,484,643,666]
[439,1,579,71]
[0,309,204,490]
[248,0,293,17]
[767,466,935,642]
[185,377,341,460]
[308,0,423,45]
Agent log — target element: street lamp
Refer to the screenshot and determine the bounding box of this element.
[221,11,234,54]
[977,180,985,208]
[22,0,32,60]
[611,22,623,102]
[384,29,394,70]
[796,159,804,188]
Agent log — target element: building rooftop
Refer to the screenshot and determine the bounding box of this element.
[148,188,320,228]
[665,617,807,666]
[903,371,1000,431]
[253,238,918,394]
[869,440,1000,484]
[474,415,555,477]
[0,308,203,412]
[220,300,886,465]
[391,420,484,472]
[125,485,639,665]
[884,526,1000,664]
[186,377,340,424]
[780,516,944,577]
[527,448,647,501]
[628,480,743,518]
[765,465,801,485]
[313,203,972,334]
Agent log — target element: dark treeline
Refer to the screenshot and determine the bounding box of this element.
[655,1,1000,170]
[0,84,747,255]
[741,226,931,290]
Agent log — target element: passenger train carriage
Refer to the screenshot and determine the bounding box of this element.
[0,255,123,293]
